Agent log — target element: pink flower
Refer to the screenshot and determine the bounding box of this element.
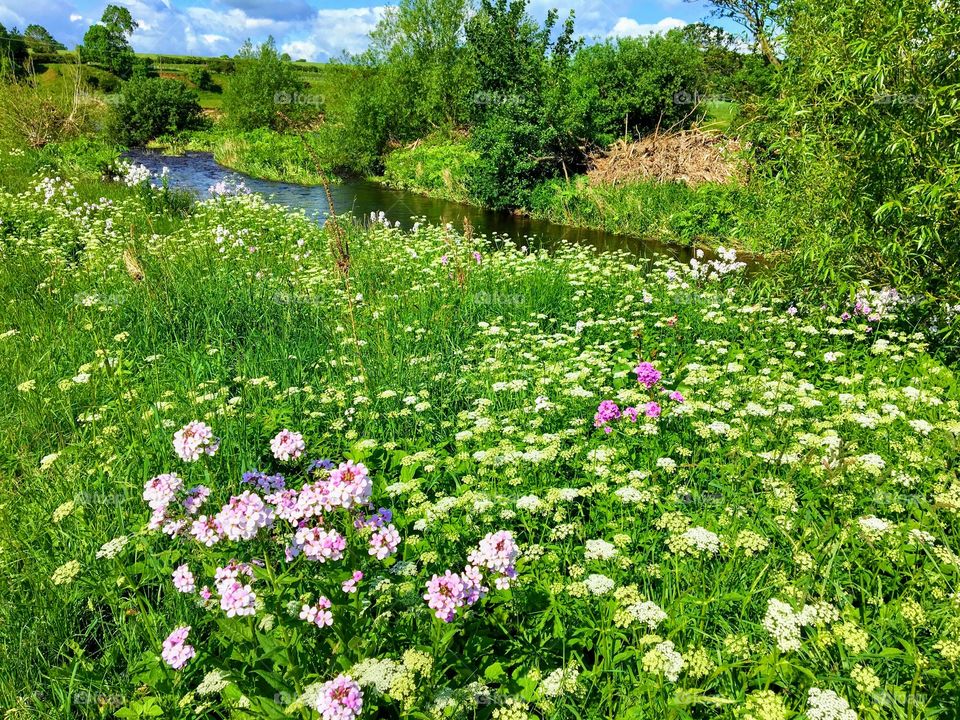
[270,429,305,461]
[624,406,639,422]
[342,571,363,594]
[440,254,450,266]
[143,473,182,511]
[172,564,195,593]
[326,461,372,510]
[300,596,333,627]
[218,581,256,617]
[368,524,400,560]
[173,421,219,462]
[634,362,662,389]
[668,390,685,403]
[161,626,195,670]
[292,526,346,563]
[215,491,274,542]
[461,564,487,605]
[469,530,518,575]
[423,571,467,622]
[645,402,661,418]
[593,400,620,429]
[472,251,482,264]
[190,515,221,546]
[314,674,363,720]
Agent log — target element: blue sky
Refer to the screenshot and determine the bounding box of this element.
[0,0,718,62]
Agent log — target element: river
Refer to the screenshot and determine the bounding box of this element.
[126,149,696,262]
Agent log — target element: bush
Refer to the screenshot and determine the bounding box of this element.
[570,31,706,147]
[110,77,206,146]
[187,66,215,91]
[222,38,310,131]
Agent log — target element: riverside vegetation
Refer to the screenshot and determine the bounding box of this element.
[1,149,960,719]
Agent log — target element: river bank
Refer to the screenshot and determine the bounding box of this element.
[149,128,781,254]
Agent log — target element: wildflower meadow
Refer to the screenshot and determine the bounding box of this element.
[2,161,960,719]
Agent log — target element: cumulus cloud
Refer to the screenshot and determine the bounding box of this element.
[608,16,686,37]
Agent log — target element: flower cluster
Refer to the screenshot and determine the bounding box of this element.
[173,421,220,462]
[424,531,518,621]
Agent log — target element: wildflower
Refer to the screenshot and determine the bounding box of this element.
[270,429,306,461]
[218,581,257,617]
[743,690,788,720]
[314,674,363,720]
[143,473,183,511]
[594,400,620,430]
[641,640,685,682]
[326,461,373,509]
[52,501,75,523]
[634,362,662,389]
[17,379,36,393]
[806,688,857,720]
[161,626,195,670]
[96,536,129,560]
[342,571,363,593]
[215,491,274,541]
[368,524,401,560]
[173,564,195,593]
[40,453,60,471]
[645,402,661,418]
[51,560,81,585]
[292,526,347,562]
[626,600,668,629]
[424,571,468,621]
[584,539,618,561]
[173,421,219,462]
[300,597,334,628]
[668,390,685,402]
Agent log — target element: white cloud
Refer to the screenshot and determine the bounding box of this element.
[69,13,84,22]
[608,16,686,37]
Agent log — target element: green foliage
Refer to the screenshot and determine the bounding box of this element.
[222,38,310,131]
[23,24,65,52]
[187,66,215,91]
[79,4,138,80]
[752,0,960,312]
[570,31,706,146]
[380,133,477,202]
[0,23,29,75]
[110,77,206,146]
[2,156,960,717]
[464,0,582,210]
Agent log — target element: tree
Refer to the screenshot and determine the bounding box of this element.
[110,77,205,145]
[24,25,66,52]
[0,24,29,75]
[464,0,583,209]
[688,0,782,66]
[222,38,308,131]
[80,4,139,79]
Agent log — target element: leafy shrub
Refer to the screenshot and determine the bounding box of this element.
[570,31,706,146]
[110,77,206,146]
[222,38,310,131]
[187,66,215,91]
[381,134,478,202]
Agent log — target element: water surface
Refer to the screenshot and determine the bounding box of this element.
[127,149,696,263]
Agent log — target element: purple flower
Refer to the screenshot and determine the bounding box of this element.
[300,596,333,627]
[634,362,663,389]
[668,391,685,403]
[314,674,363,720]
[161,626,195,670]
[594,400,621,429]
[645,402,661,418]
[368,524,401,560]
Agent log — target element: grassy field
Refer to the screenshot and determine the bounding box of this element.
[1,144,959,719]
